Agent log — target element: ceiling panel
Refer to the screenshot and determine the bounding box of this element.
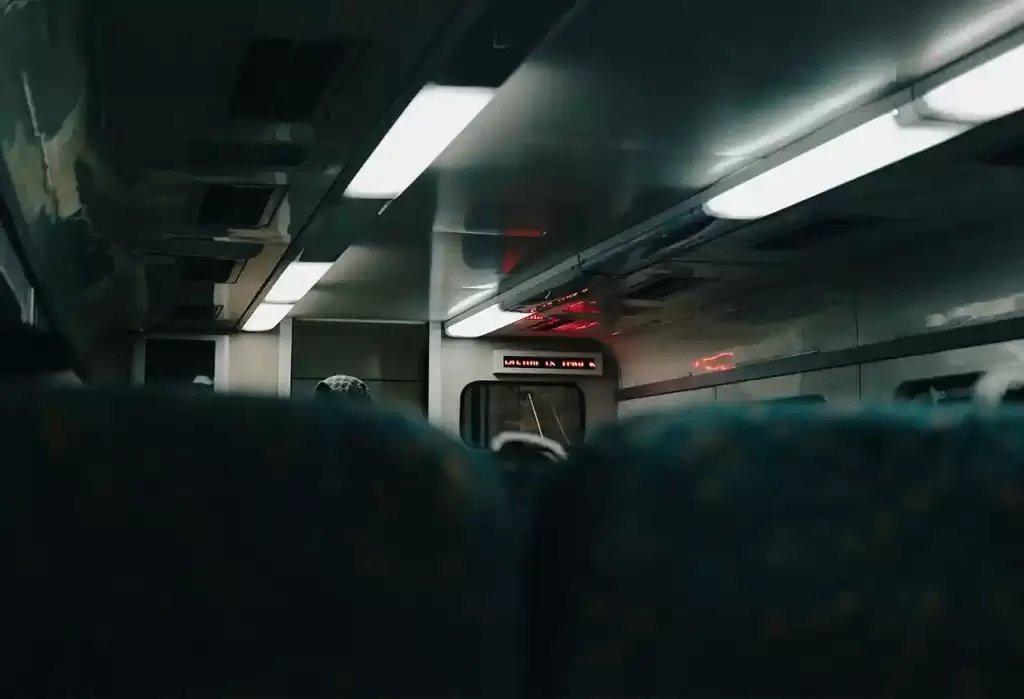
[100,0,1024,332]
[293,0,1024,325]
[84,0,469,330]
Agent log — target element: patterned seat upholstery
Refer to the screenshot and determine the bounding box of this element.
[0,387,518,698]
[527,404,1024,698]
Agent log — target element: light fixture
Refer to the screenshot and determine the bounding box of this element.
[920,42,1024,123]
[243,303,294,332]
[345,84,495,199]
[447,284,498,316]
[703,112,965,219]
[265,261,332,303]
[445,303,528,338]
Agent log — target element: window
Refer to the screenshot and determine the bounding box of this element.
[143,338,217,391]
[896,372,1024,405]
[460,382,585,449]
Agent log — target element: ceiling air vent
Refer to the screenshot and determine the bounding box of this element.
[228,37,354,122]
[185,142,308,170]
[176,256,243,284]
[626,275,711,302]
[197,184,279,229]
[752,215,883,252]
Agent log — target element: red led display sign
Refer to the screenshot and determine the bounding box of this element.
[502,355,599,371]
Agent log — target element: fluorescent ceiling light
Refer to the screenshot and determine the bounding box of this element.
[243,303,294,332]
[704,113,965,219]
[447,285,498,316]
[921,42,1024,123]
[265,261,332,303]
[445,304,528,338]
[345,84,495,199]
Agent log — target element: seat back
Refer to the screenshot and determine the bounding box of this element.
[1,387,519,698]
[527,404,1024,697]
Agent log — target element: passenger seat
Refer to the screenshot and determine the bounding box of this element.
[1,387,519,698]
[527,404,1024,697]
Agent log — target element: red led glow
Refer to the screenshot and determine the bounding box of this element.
[561,300,600,314]
[551,320,600,332]
[502,355,600,371]
[506,229,545,238]
[501,248,522,275]
[530,290,585,314]
[693,351,735,372]
[504,358,543,368]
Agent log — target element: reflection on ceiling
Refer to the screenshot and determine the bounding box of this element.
[41,0,1024,343]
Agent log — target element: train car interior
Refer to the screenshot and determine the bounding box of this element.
[2,0,1024,440]
[11,1,1024,696]
[6,0,1024,441]
[6,1,1024,442]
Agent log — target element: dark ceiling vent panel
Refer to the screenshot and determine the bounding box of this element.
[752,215,883,252]
[440,0,578,88]
[508,276,592,312]
[197,184,279,229]
[228,37,354,122]
[168,304,223,322]
[587,210,715,276]
[527,317,576,332]
[185,142,308,170]
[176,256,243,284]
[626,275,711,302]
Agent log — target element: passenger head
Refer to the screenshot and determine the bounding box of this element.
[315,374,372,402]
[191,375,215,392]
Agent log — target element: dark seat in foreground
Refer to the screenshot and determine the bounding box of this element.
[5,389,1024,698]
[0,387,518,698]
[528,404,1024,697]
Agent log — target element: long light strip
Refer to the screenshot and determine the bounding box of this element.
[447,284,498,317]
[346,84,495,199]
[243,303,294,332]
[703,113,965,219]
[445,304,528,338]
[265,262,332,303]
[921,42,1024,123]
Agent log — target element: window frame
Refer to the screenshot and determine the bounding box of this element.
[761,394,827,404]
[894,372,983,402]
[459,380,586,448]
[133,334,228,391]
[894,371,1024,405]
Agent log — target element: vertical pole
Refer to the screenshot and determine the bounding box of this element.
[427,322,444,427]
[278,318,293,397]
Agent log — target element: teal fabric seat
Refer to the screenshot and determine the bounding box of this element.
[527,405,1024,698]
[9,391,1024,698]
[0,387,518,698]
